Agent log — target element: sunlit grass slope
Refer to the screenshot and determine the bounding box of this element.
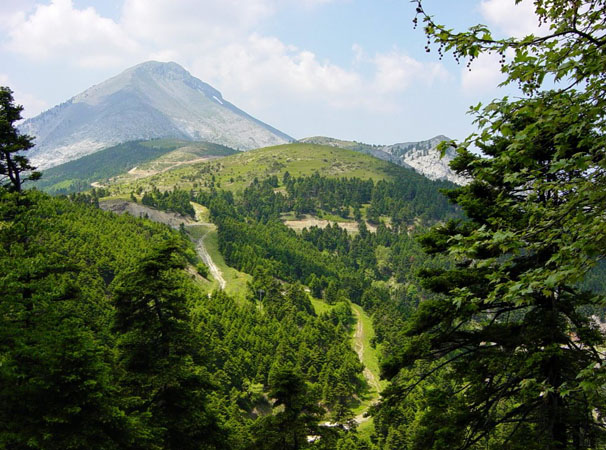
[35,139,237,195]
[108,142,418,195]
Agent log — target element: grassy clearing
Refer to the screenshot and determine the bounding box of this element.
[186,224,251,302]
[279,211,300,221]
[351,303,387,393]
[207,143,395,191]
[349,302,387,437]
[356,418,375,441]
[283,216,359,234]
[317,210,355,223]
[107,143,404,195]
[310,298,334,315]
[102,193,131,201]
[190,202,211,222]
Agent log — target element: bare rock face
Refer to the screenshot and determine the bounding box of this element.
[299,135,468,185]
[21,61,292,169]
[382,135,468,185]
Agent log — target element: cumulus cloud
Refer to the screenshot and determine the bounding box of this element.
[121,0,273,48]
[191,34,363,109]
[480,0,545,37]
[0,0,37,30]
[372,50,448,94]
[4,0,345,69]
[2,0,447,121]
[5,0,140,68]
[190,38,447,113]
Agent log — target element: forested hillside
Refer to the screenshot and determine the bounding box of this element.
[0,189,374,449]
[5,106,606,450]
[34,139,238,195]
[1,109,469,449]
[3,0,606,448]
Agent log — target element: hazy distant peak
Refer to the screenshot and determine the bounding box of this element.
[129,61,223,98]
[21,61,291,169]
[72,61,222,106]
[131,60,189,75]
[430,134,449,141]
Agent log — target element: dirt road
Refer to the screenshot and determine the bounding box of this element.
[195,228,226,290]
[353,308,382,394]
[351,305,382,424]
[100,200,226,289]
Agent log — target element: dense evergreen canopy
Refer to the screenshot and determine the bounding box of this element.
[5,2,606,448]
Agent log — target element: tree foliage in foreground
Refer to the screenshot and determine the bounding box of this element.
[0,190,224,449]
[0,87,40,192]
[112,241,227,449]
[376,1,606,449]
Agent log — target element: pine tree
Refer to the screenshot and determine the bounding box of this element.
[0,87,40,191]
[112,240,226,449]
[248,367,324,450]
[0,191,132,449]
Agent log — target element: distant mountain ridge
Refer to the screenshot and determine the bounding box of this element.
[299,135,467,185]
[21,61,292,169]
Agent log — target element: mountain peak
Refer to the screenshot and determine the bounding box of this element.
[127,61,202,85]
[21,61,292,169]
[132,60,186,73]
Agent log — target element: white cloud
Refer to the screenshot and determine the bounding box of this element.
[191,40,447,114]
[461,52,505,94]
[121,0,274,48]
[191,34,364,109]
[2,0,448,125]
[0,0,37,30]
[480,0,545,37]
[0,0,36,15]
[6,0,140,68]
[372,50,448,94]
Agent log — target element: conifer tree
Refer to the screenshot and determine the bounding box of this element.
[248,367,324,450]
[112,240,226,449]
[0,191,132,449]
[0,87,40,191]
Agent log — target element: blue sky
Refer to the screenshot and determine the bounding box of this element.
[0,0,540,144]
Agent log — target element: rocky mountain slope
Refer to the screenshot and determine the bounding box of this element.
[299,135,468,185]
[21,61,292,169]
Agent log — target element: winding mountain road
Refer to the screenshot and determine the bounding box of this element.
[353,308,382,394]
[351,304,382,424]
[195,228,226,290]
